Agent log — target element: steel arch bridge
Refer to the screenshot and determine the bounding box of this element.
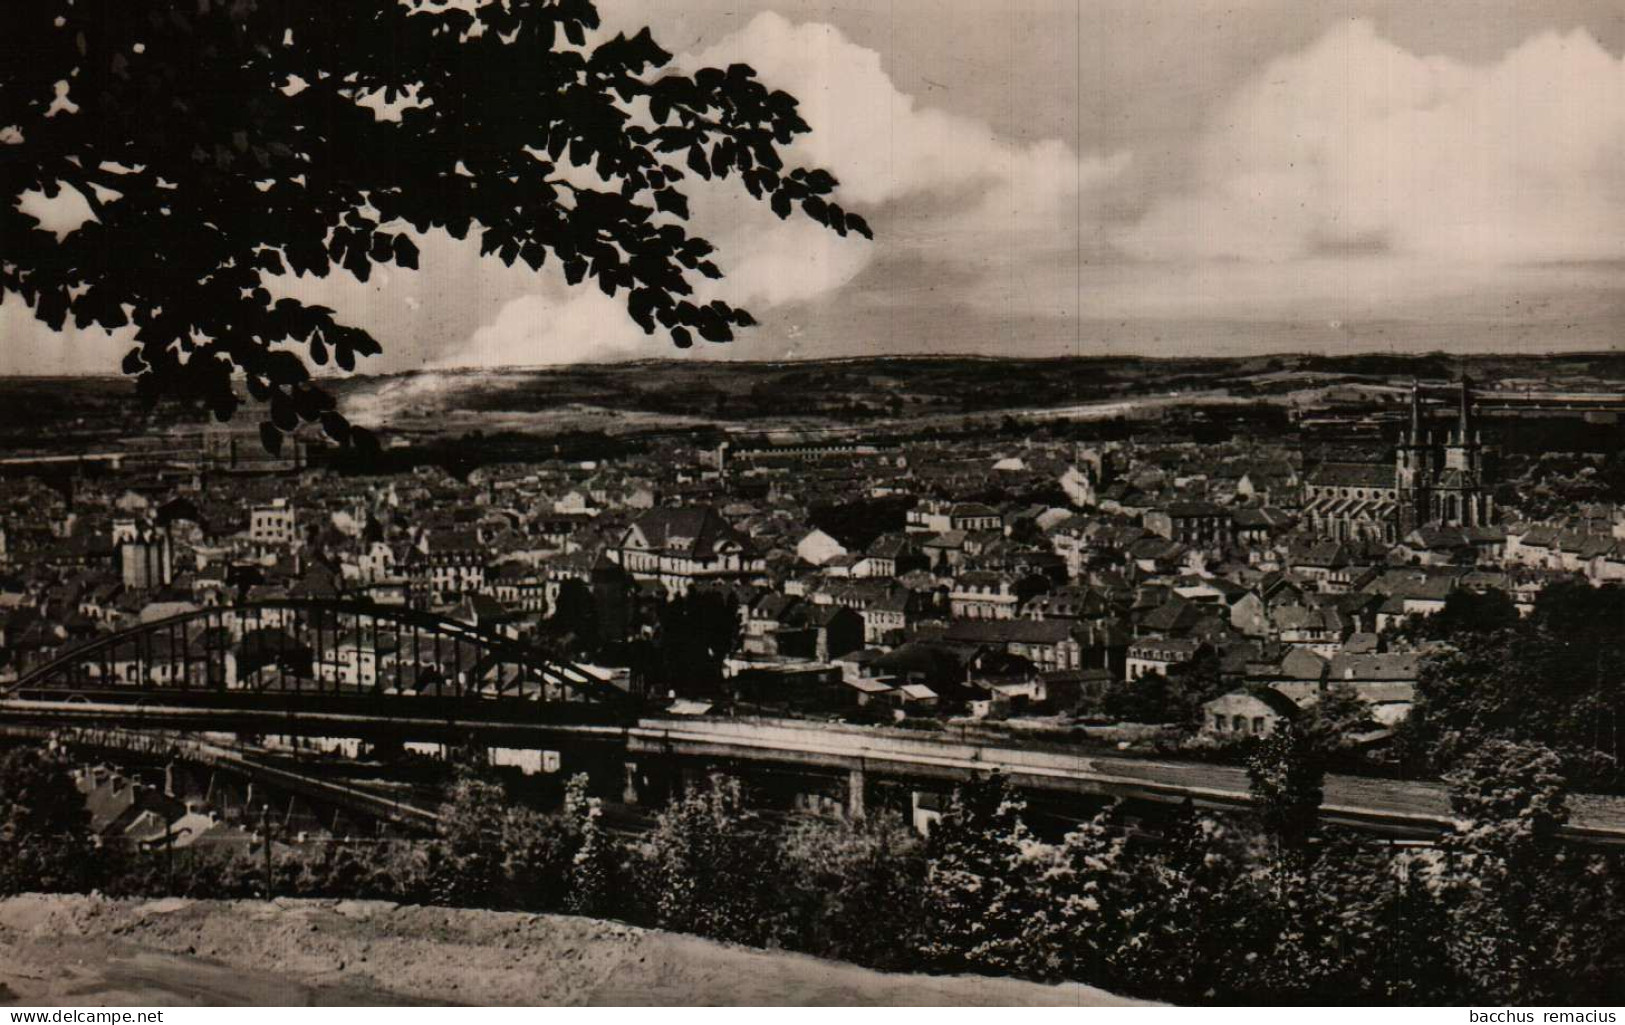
[4,600,628,719]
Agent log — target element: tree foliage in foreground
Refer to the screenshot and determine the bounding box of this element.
[3,1,871,447]
[0,745,94,896]
[1246,718,1326,856]
[1401,581,1625,788]
[15,743,1625,1004]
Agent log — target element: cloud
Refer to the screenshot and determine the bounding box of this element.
[424,11,1131,369]
[3,9,1135,375]
[1124,20,1625,264]
[0,292,129,375]
[693,199,874,307]
[448,287,651,368]
[686,13,1128,227]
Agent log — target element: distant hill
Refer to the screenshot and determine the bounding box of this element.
[7,350,1625,451]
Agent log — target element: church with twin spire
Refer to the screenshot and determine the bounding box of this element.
[1395,377,1493,532]
[1303,378,1493,543]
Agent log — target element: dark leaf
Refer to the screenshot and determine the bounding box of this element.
[350,425,380,456]
[5,2,869,436]
[393,235,419,270]
[697,310,733,342]
[269,392,298,431]
[687,145,710,180]
[653,189,688,219]
[320,411,350,444]
[259,421,283,455]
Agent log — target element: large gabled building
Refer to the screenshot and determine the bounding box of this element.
[610,506,765,597]
[1302,460,1399,543]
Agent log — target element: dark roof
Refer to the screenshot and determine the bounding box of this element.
[944,619,1073,646]
[624,507,749,559]
[1308,462,1396,488]
[1205,686,1303,719]
[751,592,800,620]
[1328,652,1420,682]
[865,534,915,559]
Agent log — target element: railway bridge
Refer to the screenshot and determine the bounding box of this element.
[5,599,626,708]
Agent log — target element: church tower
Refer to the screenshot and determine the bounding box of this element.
[1435,376,1490,527]
[1394,379,1433,533]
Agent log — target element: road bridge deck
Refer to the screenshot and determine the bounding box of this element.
[5,700,1624,842]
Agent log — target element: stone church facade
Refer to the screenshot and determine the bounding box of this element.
[1305,379,1492,542]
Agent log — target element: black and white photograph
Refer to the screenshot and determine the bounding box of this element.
[4,0,1625,1009]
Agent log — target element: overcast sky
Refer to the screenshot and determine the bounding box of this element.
[8,0,1625,374]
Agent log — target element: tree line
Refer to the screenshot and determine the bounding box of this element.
[1398,580,1625,792]
[4,728,1624,1005]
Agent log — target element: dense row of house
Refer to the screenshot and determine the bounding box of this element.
[3,404,1623,745]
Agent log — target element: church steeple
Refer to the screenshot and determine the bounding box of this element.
[1436,373,1489,528]
[1456,373,1473,443]
[1409,378,1423,441]
[1395,377,1432,535]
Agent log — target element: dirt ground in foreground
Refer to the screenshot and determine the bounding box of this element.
[0,895,1149,1007]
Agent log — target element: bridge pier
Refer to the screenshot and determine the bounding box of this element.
[847,767,866,820]
[622,760,643,805]
[370,734,405,761]
[910,789,943,836]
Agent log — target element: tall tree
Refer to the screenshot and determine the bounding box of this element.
[1407,586,1519,640]
[3,1,871,446]
[0,745,93,895]
[1020,804,1131,984]
[562,772,623,918]
[433,768,511,906]
[1246,719,1326,859]
[918,772,1039,974]
[1107,800,1252,1002]
[1438,739,1577,1001]
[1400,582,1625,785]
[639,774,790,947]
[548,578,599,657]
[651,590,739,695]
[780,811,928,970]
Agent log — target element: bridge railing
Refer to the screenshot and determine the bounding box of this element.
[7,599,624,709]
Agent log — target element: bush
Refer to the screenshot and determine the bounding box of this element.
[780,811,927,969]
[635,775,794,948]
[0,745,95,896]
[16,739,1625,1004]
